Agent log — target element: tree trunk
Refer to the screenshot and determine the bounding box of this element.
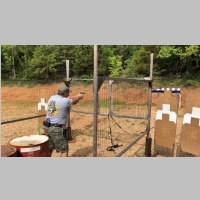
[12,46,16,79]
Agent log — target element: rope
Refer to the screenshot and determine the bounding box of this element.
[106,114,123,151]
[106,113,155,151]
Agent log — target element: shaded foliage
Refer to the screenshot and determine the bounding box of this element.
[1,45,200,86]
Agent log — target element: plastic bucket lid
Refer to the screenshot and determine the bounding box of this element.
[9,135,49,157]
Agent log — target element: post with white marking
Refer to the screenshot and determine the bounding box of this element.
[93,45,98,157]
[66,60,73,142]
[66,60,70,81]
[145,53,153,157]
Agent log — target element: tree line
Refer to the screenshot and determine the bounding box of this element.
[1,45,200,86]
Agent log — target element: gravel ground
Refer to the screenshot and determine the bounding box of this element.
[1,83,199,157]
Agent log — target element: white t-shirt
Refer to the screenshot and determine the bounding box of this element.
[46,95,73,125]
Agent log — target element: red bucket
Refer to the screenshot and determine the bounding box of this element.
[9,135,49,157]
[1,145,17,157]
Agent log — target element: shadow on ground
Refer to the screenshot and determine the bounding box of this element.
[154,145,197,157]
[70,146,93,157]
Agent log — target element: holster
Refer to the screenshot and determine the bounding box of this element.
[63,128,72,141]
[43,120,50,127]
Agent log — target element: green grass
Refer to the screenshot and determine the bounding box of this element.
[2,101,37,107]
[78,100,93,107]
[78,100,127,107]
[153,76,200,88]
[112,100,127,105]
[1,81,39,88]
[1,101,38,121]
[82,130,93,137]
[140,121,147,125]
[136,150,145,157]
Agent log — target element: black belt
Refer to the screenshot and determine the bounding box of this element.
[50,123,63,127]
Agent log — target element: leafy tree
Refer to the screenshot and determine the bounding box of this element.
[124,45,159,77]
[72,45,94,77]
[27,45,64,79]
[1,45,200,87]
[98,45,115,76]
[108,55,123,77]
[1,45,16,79]
[157,45,200,77]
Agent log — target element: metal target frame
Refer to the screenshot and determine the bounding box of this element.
[66,45,154,157]
[93,46,154,157]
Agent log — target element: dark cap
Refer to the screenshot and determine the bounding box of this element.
[58,85,72,94]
